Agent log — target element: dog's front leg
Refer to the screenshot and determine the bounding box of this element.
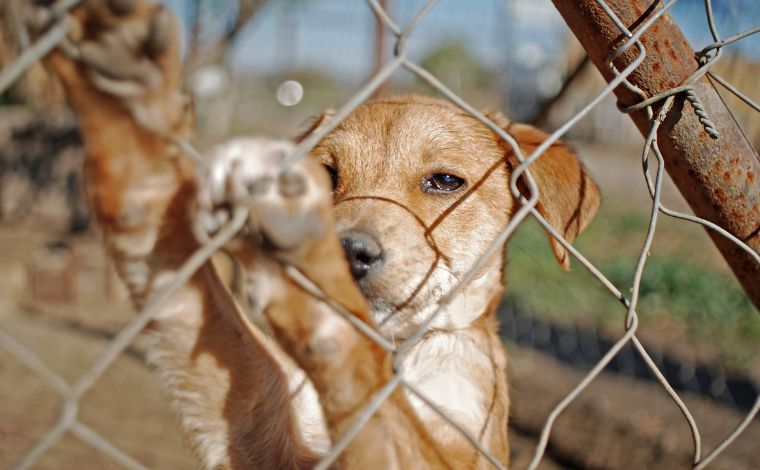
[206,148,453,469]
[43,2,321,468]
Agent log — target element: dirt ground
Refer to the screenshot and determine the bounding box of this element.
[0,313,195,469]
[0,225,195,469]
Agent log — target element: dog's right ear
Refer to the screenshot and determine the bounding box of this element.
[486,111,601,270]
[294,109,335,143]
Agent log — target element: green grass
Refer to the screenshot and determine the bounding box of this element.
[504,207,760,372]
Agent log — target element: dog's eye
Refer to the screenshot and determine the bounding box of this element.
[423,173,466,193]
[323,164,338,191]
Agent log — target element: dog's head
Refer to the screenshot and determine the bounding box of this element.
[302,95,600,337]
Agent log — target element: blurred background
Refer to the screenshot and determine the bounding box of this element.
[1,0,758,468]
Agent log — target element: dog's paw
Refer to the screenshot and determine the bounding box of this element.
[41,0,186,134]
[197,138,332,252]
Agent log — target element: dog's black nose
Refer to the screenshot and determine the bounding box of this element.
[340,230,383,281]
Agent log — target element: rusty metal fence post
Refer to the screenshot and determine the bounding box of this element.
[551,0,760,310]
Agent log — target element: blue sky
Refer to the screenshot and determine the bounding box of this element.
[162,0,760,81]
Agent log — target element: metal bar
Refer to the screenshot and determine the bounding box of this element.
[550,0,760,311]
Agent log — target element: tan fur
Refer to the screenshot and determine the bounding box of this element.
[45,2,600,469]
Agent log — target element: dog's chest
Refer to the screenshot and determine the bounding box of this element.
[289,330,492,452]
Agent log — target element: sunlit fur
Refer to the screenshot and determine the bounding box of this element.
[46,3,600,467]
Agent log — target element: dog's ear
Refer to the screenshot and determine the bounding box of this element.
[487,111,601,270]
[295,109,335,143]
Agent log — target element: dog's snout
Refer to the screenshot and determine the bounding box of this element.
[340,230,383,281]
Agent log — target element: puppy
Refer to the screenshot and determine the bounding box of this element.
[45,1,600,468]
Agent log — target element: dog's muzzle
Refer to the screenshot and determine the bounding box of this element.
[340,229,383,281]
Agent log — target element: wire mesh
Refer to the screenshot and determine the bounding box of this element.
[0,0,758,469]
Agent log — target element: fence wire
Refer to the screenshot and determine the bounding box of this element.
[0,0,758,469]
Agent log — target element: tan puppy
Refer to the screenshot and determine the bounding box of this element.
[45,1,600,468]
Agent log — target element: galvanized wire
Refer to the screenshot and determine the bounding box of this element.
[708,70,760,114]
[0,0,84,94]
[0,0,758,469]
[0,19,68,94]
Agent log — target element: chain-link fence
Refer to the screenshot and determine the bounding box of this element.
[0,0,758,469]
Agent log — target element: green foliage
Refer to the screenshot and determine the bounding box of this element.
[601,255,760,366]
[505,218,622,323]
[602,256,756,323]
[504,212,760,370]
